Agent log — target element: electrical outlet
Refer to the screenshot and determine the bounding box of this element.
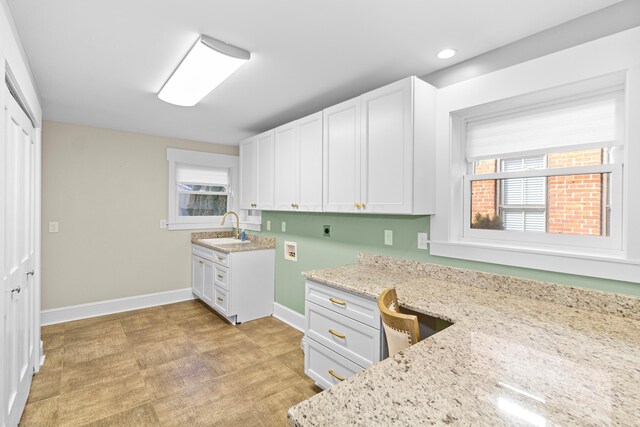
[323,225,331,237]
[418,232,429,250]
[384,230,393,246]
[160,219,167,229]
[49,222,59,233]
[281,221,286,232]
[266,220,271,231]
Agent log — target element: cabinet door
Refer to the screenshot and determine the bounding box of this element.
[323,98,360,213]
[360,78,413,214]
[202,260,214,305]
[191,255,204,297]
[239,139,257,210]
[274,122,297,211]
[255,130,275,210]
[298,111,323,212]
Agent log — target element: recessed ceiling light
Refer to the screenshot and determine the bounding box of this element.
[437,48,457,59]
[158,35,250,107]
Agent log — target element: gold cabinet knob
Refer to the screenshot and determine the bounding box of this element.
[354,202,359,208]
[361,203,366,208]
[291,203,294,208]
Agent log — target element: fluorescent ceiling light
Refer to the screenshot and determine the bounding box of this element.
[437,48,457,59]
[158,35,250,107]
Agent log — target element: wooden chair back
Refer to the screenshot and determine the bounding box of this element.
[377,288,420,357]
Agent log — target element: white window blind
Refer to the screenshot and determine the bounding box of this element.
[501,156,546,232]
[466,90,623,160]
[176,163,229,185]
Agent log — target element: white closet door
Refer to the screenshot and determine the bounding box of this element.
[274,122,297,211]
[297,112,323,212]
[2,89,35,427]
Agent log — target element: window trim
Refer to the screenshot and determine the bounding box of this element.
[430,28,640,283]
[167,148,239,231]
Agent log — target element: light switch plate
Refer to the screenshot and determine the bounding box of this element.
[49,222,59,233]
[266,220,271,231]
[418,232,429,250]
[384,230,393,246]
[281,221,286,232]
[160,219,167,229]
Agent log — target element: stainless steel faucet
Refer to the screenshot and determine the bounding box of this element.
[221,211,241,239]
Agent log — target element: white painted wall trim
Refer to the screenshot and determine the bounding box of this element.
[272,302,305,332]
[41,288,195,326]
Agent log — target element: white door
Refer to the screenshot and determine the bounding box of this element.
[239,138,257,210]
[255,130,275,210]
[297,112,323,212]
[274,122,297,211]
[323,98,361,213]
[2,89,36,426]
[360,78,413,214]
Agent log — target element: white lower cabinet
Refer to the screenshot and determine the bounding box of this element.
[191,244,275,324]
[304,280,384,389]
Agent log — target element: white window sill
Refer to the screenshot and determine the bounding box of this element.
[167,223,234,231]
[429,240,640,283]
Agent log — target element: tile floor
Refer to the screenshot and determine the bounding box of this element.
[20,300,320,426]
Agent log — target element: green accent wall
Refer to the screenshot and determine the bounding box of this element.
[256,211,640,315]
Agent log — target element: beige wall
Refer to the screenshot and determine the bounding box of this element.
[41,121,238,310]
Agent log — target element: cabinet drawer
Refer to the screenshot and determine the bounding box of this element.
[214,265,229,290]
[212,250,229,267]
[306,302,380,367]
[306,280,380,328]
[305,338,364,390]
[192,244,214,262]
[213,286,229,316]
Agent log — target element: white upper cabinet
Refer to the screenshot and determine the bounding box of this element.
[297,112,323,211]
[323,76,436,214]
[323,98,361,213]
[275,111,323,212]
[274,122,298,210]
[255,130,275,210]
[239,130,275,210]
[239,138,257,210]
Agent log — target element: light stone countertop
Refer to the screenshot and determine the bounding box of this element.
[288,254,640,426]
[191,231,275,254]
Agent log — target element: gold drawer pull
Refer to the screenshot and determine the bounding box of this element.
[217,257,224,261]
[198,260,204,265]
[217,275,223,280]
[328,370,345,381]
[217,297,223,302]
[328,329,345,339]
[329,297,346,306]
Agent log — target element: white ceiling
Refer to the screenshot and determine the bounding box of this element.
[7,0,622,145]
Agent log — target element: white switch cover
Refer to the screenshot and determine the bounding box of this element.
[418,232,429,250]
[384,230,393,246]
[160,219,167,229]
[266,220,271,231]
[281,221,286,232]
[49,222,59,233]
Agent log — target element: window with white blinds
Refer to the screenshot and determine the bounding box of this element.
[175,163,229,218]
[463,86,624,250]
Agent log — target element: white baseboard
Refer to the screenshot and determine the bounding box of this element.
[41,288,195,326]
[272,302,305,332]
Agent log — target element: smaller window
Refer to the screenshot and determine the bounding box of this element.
[167,149,238,231]
[176,164,229,218]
